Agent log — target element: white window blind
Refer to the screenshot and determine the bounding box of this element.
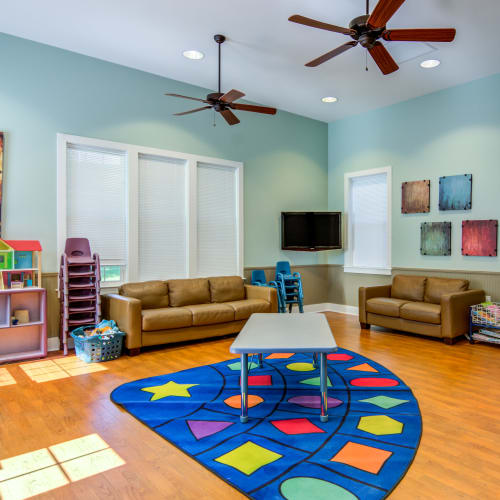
[197,163,238,277]
[138,154,187,281]
[66,145,127,265]
[349,172,389,269]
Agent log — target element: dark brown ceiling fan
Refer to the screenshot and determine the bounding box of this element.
[166,34,277,126]
[289,0,456,75]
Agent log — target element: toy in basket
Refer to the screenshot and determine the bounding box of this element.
[71,319,125,363]
[470,302,500,327]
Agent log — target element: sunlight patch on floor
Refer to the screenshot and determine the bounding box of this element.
[0,367,16,386]
[0,433,125,500]
[19,356,107,383]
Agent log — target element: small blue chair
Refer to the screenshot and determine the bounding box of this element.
[275,261,304,313]
[251,270,285,313]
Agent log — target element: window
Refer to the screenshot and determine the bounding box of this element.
[344,167,391,275]
[138,154,187,281]
[66,145,127,280]
[197,163,239,277]
[58,135,243,286]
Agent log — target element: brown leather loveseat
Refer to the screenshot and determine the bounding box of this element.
[359,275,484,344]
[106,276,277,354]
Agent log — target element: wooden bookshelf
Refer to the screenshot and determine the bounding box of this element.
[0,288,47,363]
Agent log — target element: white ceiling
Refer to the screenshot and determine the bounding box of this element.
[1,0,499,122]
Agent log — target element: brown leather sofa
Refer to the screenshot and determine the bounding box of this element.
[359,275,485,344]
[106,276,277,354]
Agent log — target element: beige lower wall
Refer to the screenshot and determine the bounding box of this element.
[44,264,498,339]
[327,264,500,307]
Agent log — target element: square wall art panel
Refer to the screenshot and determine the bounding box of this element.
[421,222,451,256]
[402,180,430,214]
[439,174,472,210]
[462,220,498,257]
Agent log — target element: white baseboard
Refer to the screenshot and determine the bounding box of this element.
[47,336,60,352]
[47,337,74,352]
[292,303,359,316]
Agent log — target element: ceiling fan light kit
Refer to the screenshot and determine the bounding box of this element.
[166,34,277,126]
[289,0,456,75]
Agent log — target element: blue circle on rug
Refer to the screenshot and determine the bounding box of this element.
[111,348,422,499]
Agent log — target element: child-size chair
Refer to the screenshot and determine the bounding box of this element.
[251,269,286,313]
[275,261,304,313]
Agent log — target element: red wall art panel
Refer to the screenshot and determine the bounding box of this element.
[462,220,498,257]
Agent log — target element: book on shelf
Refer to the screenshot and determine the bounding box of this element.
[472,332,500,344]
[478,329,500,339]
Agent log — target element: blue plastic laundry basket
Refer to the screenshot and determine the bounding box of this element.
[71,322,125,363]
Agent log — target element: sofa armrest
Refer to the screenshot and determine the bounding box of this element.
[358,285,392,323]
[441,289,485,340]
[107,294,142,349]
[245,285,278,313]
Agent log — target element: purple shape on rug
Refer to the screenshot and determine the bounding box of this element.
[187,420,233,440]
[288,395,343,409]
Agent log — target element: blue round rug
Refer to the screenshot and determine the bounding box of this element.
[111,348,422,499]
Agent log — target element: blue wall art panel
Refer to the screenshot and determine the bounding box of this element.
[439,174,472,211]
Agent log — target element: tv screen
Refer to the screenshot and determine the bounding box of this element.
[281,212,342,251]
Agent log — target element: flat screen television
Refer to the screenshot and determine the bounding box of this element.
[281,212,342,251]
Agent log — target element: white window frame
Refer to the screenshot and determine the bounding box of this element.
[343,166,392,275]
[57,134,244,287]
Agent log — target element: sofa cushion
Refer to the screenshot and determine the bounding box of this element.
[400,302,441,325]
[424,277,469,305]
[366,297,409,318]
[119,281,169,309]
[224,299,271,320]
[209,276,245,303]
[183,303,234,326]
[142,307,192,331]
[391,275,427,302]
[167,278,210,307]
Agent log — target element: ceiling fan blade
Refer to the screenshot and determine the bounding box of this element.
[368,0,406,29]
[305,41,358,67]
[165,93,209,103]
[369,42,399,75]
[230,103,277,115]
[220,109,240,126]
[174,106,212,116]
[220,89,245,103]
[383,28,456,42]
[289,15,355,36]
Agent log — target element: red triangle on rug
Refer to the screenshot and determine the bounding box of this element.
[347,363,378,373]
[187,420,233,440]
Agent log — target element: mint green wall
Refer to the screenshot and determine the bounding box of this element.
[328,73,500,272]
[0,33,328,272]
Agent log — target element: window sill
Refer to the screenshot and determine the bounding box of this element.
[343,266,392,276]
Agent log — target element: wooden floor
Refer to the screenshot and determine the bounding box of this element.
[1,312,499,499]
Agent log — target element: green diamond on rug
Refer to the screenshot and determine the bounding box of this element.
[227,361,259,371]
[215,441,282,475]
[299,376,332,387]
[359,395,409,409]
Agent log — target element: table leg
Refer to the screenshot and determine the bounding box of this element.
[320,352,328,423]
[240,353,249,423]
[258,353,263,368]
[312,352,318,368]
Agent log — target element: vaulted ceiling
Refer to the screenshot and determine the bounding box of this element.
[1,0,499,122]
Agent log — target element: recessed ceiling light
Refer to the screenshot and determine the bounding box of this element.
[420,59,440,69]
[321,96,338,103]
[183,50,204,60]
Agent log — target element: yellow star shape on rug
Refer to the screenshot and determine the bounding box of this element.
[141,381,199,401]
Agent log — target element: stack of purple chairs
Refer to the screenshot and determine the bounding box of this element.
[59,238,101,355]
